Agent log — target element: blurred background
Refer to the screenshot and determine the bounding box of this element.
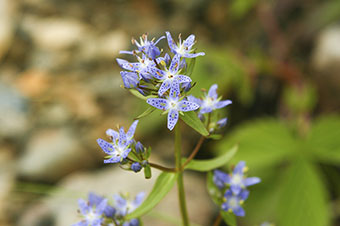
[0,0,340,225]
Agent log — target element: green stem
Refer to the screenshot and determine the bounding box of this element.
[175,123,190,226]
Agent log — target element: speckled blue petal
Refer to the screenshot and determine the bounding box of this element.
[169,54,180,73]
[177,74,191,83]
[116,59,139,71]
[167,109,179,131]
[169,79,180,99]
[96,199,108,214]
[183,34,195,48]
[182,52,205,58]
[208,84,218,99]
[121,148,132,160]
[149,67,165,80]
[126,120,138,140]
[187,95,202,106]
[106,129,119,140]
[97,138,115,154]
[120,71,139,88]
[165,31,176,52]
[78,199,90,215]
[158,80,171,96]
[154,35,165,45]
[104,156,121,164]
[119,50,134,55]
[118,127,127,147]
[146,98,169,110]
[178,100,199,112]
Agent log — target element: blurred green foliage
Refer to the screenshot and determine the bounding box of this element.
[215,115,340,226]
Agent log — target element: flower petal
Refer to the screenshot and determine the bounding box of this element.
[167,109,179,131]
[178,100,199,112]
[208,84,218,99]
[182,52,205,58]
[97,138,115,154]
[158,80,171,96]
[146,98,169,110]
[120,71,139,88]
[165,31,176,52]
[215,100,232,109]
[233,161,246,174]
[183,34,195,48]
[233,206,245,217]
[169,54,181,73]
[177,74,191,83]
[106,129,119,140]
[244,177,261,186]
[126,120,139,140]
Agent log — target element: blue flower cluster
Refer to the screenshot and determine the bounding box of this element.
[97,120,149,172]
[73,192,144,226]
[117,32,206,131]
[213,161,260,217]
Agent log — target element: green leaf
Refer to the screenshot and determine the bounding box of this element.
[180,111,209,136]
[126,172,177,220]
[215,119,296,170]
[207,134,222,140]
[307,115,340,164]
[129,89,148,100]
[184,145,238,172]
[221,211,237,226]
[186,57,196,76]
[134,107,155,120]
[278,159,330,226]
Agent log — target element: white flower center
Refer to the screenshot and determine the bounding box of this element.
[85,209,98,222]
[169,100,178,110]
[229,197,238,208]
[231,174,243,185]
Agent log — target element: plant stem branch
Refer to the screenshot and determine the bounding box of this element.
[181,136,205,170]
[175,124,190,226]
[212,213,222,226]
[149,162,177,173]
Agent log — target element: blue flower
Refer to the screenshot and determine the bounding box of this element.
[72,193,110,226]
[131,162,142,172]
[149,54,192,97]
[114,192,145,216]
[117,55,156,81]
[199,84,232,114]
[97,120,139,164]
[217,117,228,128]
[122,219,140,226]
[213,161,261,195]
[120,71,139,88]
[221,189,249,217]
[135,141,144,154]
[120,34,165,60]
[165,31,205,58]
[146,88,200,130]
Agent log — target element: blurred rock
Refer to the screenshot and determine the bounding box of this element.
[14,69,50,98]
[22,16,87,50]
[312,26,340,110]
[0,83,29,138]
[313,26,340,71]
[30,167,214,226]
[18,128,94,182]
[0,0,16,61]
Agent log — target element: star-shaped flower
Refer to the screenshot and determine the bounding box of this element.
[149,54,192,97]
[120,34,165,60]
[213,161,261,195]
[114,192,145,217]
[165,31,205,58]
[72,193,110,226]
[222,189,249,217]
[117,55,156,81]
[146,89,199,130]
[97,121,139,164]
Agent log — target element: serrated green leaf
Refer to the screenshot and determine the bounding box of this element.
[221,211,237,226]
[307,115,340,164]
[278,159,330,226]
[184,145,237,172]
[180,111,209,136]
[215,119,296,169]
[134,107,156,120]
[126,172,177,220]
